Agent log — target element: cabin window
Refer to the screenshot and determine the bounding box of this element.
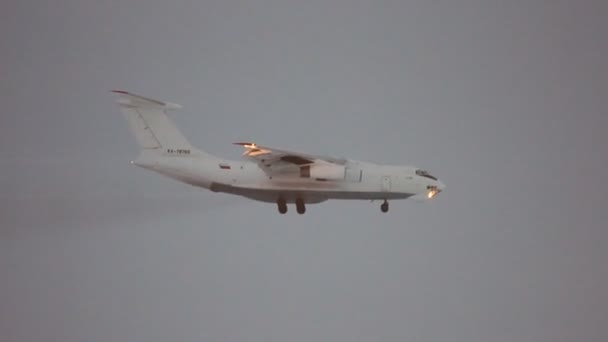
[415,169,437,181]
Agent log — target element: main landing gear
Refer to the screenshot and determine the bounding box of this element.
[277,198,287,214]
[295,198,306,215]
[276,198,307,214]
[380,200,389,213]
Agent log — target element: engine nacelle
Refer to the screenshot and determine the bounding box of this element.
[300,164,346,180]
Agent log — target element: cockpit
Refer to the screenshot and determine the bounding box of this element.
[415,169,438,181]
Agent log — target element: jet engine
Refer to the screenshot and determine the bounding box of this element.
[300,164,345,180]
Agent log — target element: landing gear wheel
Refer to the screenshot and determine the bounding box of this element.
[295,198,306,214]
[381,200,389,213]
[277,198,287,214]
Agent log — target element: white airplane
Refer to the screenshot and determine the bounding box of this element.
[112,90,445,214]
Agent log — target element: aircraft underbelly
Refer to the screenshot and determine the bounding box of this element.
[209,182,412,203]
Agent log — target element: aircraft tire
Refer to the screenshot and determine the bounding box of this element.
[296,198,306,214]
[381,200,389,213]
[277,198,287,214]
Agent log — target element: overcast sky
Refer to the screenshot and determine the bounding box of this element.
[2,1,607,341]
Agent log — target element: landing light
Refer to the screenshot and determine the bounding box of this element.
[427,190,437,199]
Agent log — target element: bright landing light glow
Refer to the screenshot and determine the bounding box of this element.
[427,190,437,199]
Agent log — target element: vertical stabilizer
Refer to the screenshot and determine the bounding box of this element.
[112,90,193,152]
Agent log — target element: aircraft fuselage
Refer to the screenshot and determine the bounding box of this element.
[133,151,445,206]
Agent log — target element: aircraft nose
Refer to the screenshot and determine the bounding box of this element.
[438,180,446,191]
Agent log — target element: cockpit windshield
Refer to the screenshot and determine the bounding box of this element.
[416,169,438,181]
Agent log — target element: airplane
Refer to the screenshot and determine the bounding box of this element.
[111,90,445,214]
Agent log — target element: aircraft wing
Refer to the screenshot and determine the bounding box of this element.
[234,142,347,175]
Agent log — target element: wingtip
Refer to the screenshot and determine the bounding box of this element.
[111,89,130,95]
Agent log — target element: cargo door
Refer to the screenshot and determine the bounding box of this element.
[381,176,391,192]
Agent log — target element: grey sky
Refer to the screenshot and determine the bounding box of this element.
[2,1,607,341]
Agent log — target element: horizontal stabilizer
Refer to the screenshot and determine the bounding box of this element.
[112,90,182,110]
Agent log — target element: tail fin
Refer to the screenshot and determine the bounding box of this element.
[112,90,195,152]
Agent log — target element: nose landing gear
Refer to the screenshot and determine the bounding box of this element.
[380,200,389,213]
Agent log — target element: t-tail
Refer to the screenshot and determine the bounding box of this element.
[111,90,214,161]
